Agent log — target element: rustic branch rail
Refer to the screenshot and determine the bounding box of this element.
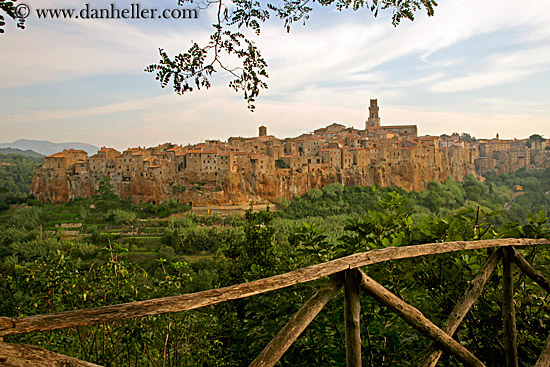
[1,238,547,337]
[535,333,550,367]
[0,341,102,367]
[1,238,550,367]
[511,247,550,293]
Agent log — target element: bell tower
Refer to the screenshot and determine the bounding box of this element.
[366,99,380,128]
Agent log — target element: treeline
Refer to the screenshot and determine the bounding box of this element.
[278,175,507,219]
[279,169,550,226]
[484,168,550,223]
[0,154,43,210]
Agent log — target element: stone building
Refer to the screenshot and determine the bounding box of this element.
[42,149,88,177]
[366,99,380,128]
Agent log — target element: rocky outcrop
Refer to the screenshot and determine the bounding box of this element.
[31,145,476,205]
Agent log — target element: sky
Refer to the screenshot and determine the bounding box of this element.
[1,0,550,151]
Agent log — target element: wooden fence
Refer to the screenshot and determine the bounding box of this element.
[1,238,550,367]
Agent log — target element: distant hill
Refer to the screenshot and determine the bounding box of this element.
[0,147,44,158]
[0,139,99,156]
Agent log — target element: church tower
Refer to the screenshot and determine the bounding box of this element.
[366,99,381,128]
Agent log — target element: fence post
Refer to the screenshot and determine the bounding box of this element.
[345,269,362,367]
[503,247,518,367]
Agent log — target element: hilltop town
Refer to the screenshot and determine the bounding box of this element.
[31,100,550,206]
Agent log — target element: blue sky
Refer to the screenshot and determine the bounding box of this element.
[1,0,550,151]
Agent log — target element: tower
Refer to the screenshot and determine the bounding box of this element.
[366,99,380,128]
[259,125,267,137]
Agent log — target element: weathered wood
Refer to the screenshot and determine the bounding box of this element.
[535,332,550,367]
[344,269,362,367]
[358,270,486,367]
[420,249,502,367]
[503,247,518,367]
[0,341,103,367]
[249,273,344,367]
[0,317,14,331]
[1,238,548,337]
[511,247,550,293]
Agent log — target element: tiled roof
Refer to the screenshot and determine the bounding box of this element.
[99,147,120,153]
[46,152,68,158]
[46,149,87,158]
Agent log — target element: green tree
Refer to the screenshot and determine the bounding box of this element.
[8,207,42,231]
[527,133,546,149]
[94,176,120,211]
[0,154,43,196]
[221,207,277,285]
[460,132,477,142]
[105,209,137,225]
[96,176,118,201]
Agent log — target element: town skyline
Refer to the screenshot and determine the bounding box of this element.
[3,111,546,156]
[31,99,550,207]
[2,117,547,155]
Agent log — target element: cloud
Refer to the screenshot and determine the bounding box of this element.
[248,0,550,98]
[384,105,550,139]
[6,94,180,123]
[428,45,550,93]
[0,0,215,88]
[1,0,550,147]
[5,0,550,94]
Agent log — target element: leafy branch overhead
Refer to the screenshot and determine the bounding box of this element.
[146,0,437,110]
[0,0,26,34]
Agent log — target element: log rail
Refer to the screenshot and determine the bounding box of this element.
[1,238,549,367]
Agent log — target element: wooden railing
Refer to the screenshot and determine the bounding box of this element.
[1,238,550,367]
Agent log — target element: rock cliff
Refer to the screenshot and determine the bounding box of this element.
[31,155,475,205]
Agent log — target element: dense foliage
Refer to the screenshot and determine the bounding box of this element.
[484,168,550,224]
[280,170,550,226]
[0,195,549,366]
[0,154,43,210]
[0,154,43,195]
